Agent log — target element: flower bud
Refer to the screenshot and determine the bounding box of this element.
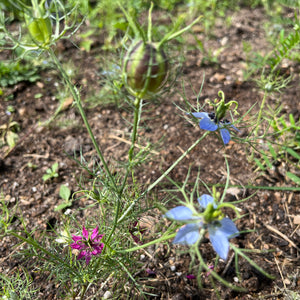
[123,41,168,98]
[28,16,52,46]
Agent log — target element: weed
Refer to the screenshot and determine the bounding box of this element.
[42,162,59,182]
[55,184,72,211]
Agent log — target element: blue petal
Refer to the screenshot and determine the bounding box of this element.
[222,120,240,132]
[191,112,209,119]
[219,218,239,238]
[199,118,218,131]
[208,225,230,260]
[197,194,216,209]
[208,218,239,260]
[164,206,197,222]
[173,223,200,245]
[220,128,231,144]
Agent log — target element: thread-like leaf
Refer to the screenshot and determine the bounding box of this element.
[267,22,300,70]
[254,158,266,171]
[267,142,278,160]
[276,0,300,8]
[284,147,300,160]
[261,150,273,169]
[289,113,296,126]
[286,172,300,185]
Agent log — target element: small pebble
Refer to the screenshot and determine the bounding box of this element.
[170,265,176,272]
[140,254,146,261]
[64,209,72,215]
[103,291,112,299]
[234,277,239,283]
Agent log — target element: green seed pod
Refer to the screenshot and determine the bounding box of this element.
[28,17,52,46]
[123,40,168,98]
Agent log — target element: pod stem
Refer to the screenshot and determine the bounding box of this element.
[157,15,202,49]
[147,2,154,43]
[118,1,146,43]
[48,48,118,193]
[128,97,142,163]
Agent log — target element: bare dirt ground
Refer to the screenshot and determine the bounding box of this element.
[0,5,299,300]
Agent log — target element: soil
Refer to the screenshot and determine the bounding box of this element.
[1,4,300,300]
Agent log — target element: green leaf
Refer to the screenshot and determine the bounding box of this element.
[6,130,18,148]
[54,202,72,211]
[254,158,266,170]
[59,185,71,201]
[267,142,277,160]
[286,172,300,185]
[42,174,52,181]
[261,150,273,169]
[289,114,295,126]
[284,147,300,160]
[51,162,59,172]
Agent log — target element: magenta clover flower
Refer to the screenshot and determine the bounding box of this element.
[191,112,239,145]
[70,226,104,265]
[164,194,239,260]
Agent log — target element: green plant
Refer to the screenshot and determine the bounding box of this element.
[243,1,300,80]
[55,184,72,211]
[0,60,40,87]
[42,162,59,182]
[2,1,299,299]
[0,267,39,299]
[0,119,20,150]
[253,111,300,183]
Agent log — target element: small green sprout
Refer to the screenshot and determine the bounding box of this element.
[54,184,72,211]
[42,162,59,182]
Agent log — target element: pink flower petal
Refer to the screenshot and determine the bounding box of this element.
[82,226,89,240]
[91,226,99,240]
[72,235,82,242]
[186,274,196,279]
[70,243,83,250]
[85,255,92,265]
[77,251,86,260]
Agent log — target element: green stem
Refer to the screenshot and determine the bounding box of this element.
[195,244,246,292]
[105,98,142,245]
[117,131,210,224]
[79,284,88,300]
[250,90,268,160]
[8,231,78,277]
[120,233,176,253]
[146,131,209,193]
[119,97,142,196]
[255,90,268,136]
[48,48,117,193]
[230,244,276,279]
[128,98,142,162]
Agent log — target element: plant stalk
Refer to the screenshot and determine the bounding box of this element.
[48,48,118,193]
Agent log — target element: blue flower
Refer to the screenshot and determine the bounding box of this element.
[164,194,239,260]
[191,112,239,145]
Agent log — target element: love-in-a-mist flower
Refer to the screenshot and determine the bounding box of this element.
[191,112,238,145]
[164,194,239,260]
[70,226,104,265]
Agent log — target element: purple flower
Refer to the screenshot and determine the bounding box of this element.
[70,226,104,265]
[164,194,239,260]
[186,274,196,279]
[191,112,239,144]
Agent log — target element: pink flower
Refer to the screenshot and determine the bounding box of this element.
[186,274,196,279]
[70,226,104,265]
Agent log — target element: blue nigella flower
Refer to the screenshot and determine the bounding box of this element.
[164,194,239,260]
[191,112,239,145]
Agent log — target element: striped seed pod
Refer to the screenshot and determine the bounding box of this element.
[123,40,168,98]
[28,17,52,46]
